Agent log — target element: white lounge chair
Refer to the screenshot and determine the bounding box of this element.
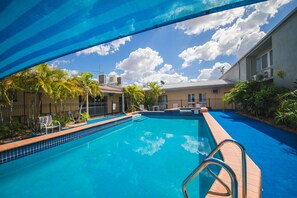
[39,115,61,134]
[173,104,179,108]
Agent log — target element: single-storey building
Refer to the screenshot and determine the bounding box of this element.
[147,80,235,110]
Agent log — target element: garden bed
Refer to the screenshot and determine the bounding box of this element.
[238,112,297,135]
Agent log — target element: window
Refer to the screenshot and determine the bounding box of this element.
[256,51,271,72]
[188,94,195,102]
[269,50,273,66]
[256,58,261,72]
[262,53,268,69]
[199,93,206,102]
[212,89,219,94]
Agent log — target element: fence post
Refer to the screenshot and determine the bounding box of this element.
[180,99,183,107]
[49,103,52,115]
[208,98,210,108]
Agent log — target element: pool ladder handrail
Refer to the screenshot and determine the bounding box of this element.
[182,139,247,198]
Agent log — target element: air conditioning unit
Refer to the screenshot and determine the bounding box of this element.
[99,74,106,85]
[109,75,117,84]
[117,77,122,85]
[252,75,257,80]
[263,68,273,79]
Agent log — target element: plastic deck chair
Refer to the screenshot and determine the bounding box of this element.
[39,115,61,134]
[173,104,179,108]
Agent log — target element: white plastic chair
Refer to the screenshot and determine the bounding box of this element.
[196,103,202,108]
[39,115,61,134]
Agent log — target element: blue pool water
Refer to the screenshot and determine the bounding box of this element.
[210,111,297,198]
[0,115,218,198]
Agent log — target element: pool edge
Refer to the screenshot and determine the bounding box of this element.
[202,112,262,198]
[0,115,133,163]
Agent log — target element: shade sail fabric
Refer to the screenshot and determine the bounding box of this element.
[0,0,266,79]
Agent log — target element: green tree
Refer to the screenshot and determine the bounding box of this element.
[72,72,102,121]
[49,69,79,114]
[123,84,144,112]
[144,82,163,110]
[223,81,283,117]
[275,89,297,128]
[0,75,17,123]
[20,64,55,117]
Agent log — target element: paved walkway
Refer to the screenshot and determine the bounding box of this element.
[210,111,297,198]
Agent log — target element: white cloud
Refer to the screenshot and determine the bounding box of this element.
[49,64,79,76]
[178,0,291,68]
[115,47,188,84]
[175,7,244,35]
[197,62,231,81]
[76,36,132,56]
[52,59,71,65]
[62,68,79,76]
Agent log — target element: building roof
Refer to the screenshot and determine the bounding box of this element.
[144,80,235,91]
[220,7,297,79]
[100,86,123,94]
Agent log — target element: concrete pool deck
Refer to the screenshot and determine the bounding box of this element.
[202,112,262,198]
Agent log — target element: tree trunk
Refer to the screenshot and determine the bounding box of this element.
[9,100,13,124]
[78,100,85,122]
[0,106,3,124]
[55,103,58,116]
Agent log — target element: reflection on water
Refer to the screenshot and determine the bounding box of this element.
[134,131,165,156]
[165,133,174,138]
[181,136,211,156]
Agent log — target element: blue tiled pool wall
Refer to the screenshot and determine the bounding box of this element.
[87,113,126,124]
[0,117,131,165]
[141,109,202,116]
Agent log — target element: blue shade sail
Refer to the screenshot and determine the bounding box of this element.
[0,0,266,79]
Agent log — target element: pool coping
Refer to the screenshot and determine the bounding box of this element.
[202,112,262,198]
[0,114,133,153]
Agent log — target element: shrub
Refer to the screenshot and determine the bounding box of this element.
[254,85,284,117]
[223,81,284,117]
[275,89,297,129]
[80,112,90,122]
[0,121,23,139]
[53,114,72,127]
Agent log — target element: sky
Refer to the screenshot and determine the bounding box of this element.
[48,0,297,85]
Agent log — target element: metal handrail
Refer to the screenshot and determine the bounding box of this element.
[182,139,247,198]
[182,158,238,198]
[206,166,231,196]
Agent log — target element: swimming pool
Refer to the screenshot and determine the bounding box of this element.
[0,115,219,197]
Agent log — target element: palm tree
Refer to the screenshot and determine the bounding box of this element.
[49,69,80,115]
[123,84,144,112]
[72,72,102,121]
[0,75,17,123]
[16,64,55,131]
[144,82,163,110]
